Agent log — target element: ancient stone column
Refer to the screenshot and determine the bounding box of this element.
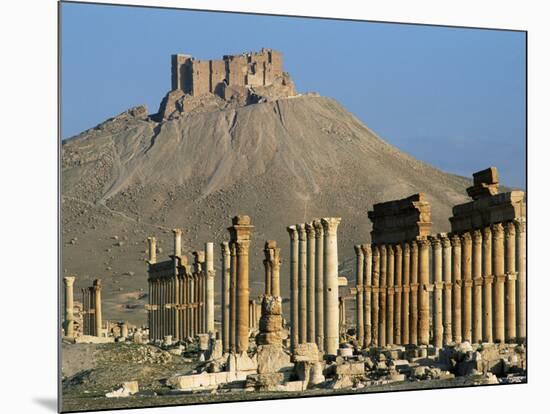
[431,236,443,348]
[221,242,230,352]
[362,244,372,348]
[271,243,281,298]
[205,242,215,334]
[386,245,395,346]
[229,242,237,351]
[418,239,430,346]
[401,243,410,345]
[492,223,505,343]
[482,227,493,343]
[461,232,473,343]
[451,234,462,343]
[339,296,345,328]
[93,279,103,337]
[505,222,517,342]
[147,236,157,264]
[306,222,316,343]
[409,241,418,345]
[354,245,365,347]
[263,247,272,296]
[472,230,483,343]
[394,244,402,345]
[515,218,526,341]
[63,276,76,338]
[371,246,380,347]
[229,215,254,353]
[313,220,325,351]
[379,244,387,347]
[441,234,452,345]
[287,225,299,351]
[297,224,308,344]
[172,228,182,258]
[322,217,341,356]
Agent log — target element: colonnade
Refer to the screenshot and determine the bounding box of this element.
[354,219,526,348]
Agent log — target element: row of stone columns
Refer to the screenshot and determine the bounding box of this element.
[147,232,216,342]
[81,279,103,337]
[287,217,341,355]
[355,219,526,348]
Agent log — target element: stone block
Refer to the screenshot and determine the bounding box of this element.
[259,315,283,332]
[276,381,307,392]
[106,381,139,397]
[256,331,284,346]
[293,343,320,362]
[197,334,210,351]
[337,347,353,357]
[256,345,293,375]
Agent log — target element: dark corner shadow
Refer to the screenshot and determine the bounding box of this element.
[33,397,58,412]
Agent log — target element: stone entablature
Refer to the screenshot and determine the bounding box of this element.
[368,193,432,244]
[450,190,525,234]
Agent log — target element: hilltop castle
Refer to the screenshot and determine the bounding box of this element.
[157,48,296,119]
[171,48,285,96]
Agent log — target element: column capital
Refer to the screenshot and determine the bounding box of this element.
[451,234,462,247]
[372,245,380,257]
[229,241,237,256]
[417,238,430,249]
[297,223,307,240]
[63,276,76,286]
[482,226,492,239]
[354,244,364,257]
[172,228,183,236]
[439,233,451,248]
[514,217,526,233]
[235,239,251,256]
[505,221,516,239]
[379,244,387,254]
[394,244,402,254]
[387,245,395,256]
[313,219,324,236]
[429,236,441,248]
[286,225,298,240]
[228,215,254,241]
[402,242,410,254]
[472,229,482,244]
[360,243,371,255]
[461,232,472,244]
[305,222,316,239]
[321,217,341,235]
[220,241,230,255]
[491,222,504,237]
[410,240,418,252]
[93,278,102,290]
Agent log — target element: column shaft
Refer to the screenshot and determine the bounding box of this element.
[372,246,380,347]
[362,245,372,348]
[472,230,483,343]
[63,277,75,338]
[492,223,505,343]
[354,245,365,347]
[451,235,462,343]
[505,222,517,342]
[394,245,402,345]
[287,226,299,351]
[221,242,231,352]
[431,237,443,348]
[482,227,493,342]
[409,241,418,345]
[298,224,308,344]
[314,220,325,351]
[306,223,316,343]
[401,243,410,345]
[462,233,473,343]
[322,217,341,355]
[418,240,430,346]
[515,219,526,341]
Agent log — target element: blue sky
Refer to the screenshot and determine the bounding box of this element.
[61,2,526,187]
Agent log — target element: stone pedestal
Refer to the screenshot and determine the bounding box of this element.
[322,217,341,356]
[63,276,75,338]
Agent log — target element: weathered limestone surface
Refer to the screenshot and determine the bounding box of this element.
[287,225,299,350]
[306,223,316,343]
[221,242,231,352]
[313,220,325,351]
[354,245,364,346]
[63,276,76,338]
[322,217,341,356]
[297,224,308,344]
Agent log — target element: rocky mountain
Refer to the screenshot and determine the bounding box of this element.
[62,91,472,325]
